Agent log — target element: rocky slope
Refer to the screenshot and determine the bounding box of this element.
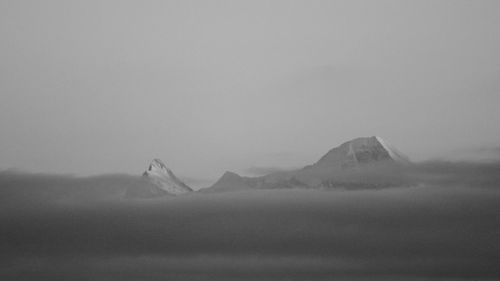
[133,159,193,196]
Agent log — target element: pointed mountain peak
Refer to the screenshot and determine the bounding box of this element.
[143,158,192,195]
[212,171,244,186]
[146,158,170,173]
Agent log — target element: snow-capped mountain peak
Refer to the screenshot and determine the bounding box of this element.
[204,136,411,192]
[142,159,192,195]
[314,136,410,168]
[374,136,410,163]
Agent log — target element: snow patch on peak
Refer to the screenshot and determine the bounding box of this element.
[375,136,397,160]
[374,136,410,163]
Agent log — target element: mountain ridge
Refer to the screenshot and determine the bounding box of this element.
[139,159,193,196]
[204,136,411,192]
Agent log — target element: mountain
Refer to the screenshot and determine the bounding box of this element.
[204,136,411,192]
[312,136,409,169]
[200,171,254,193]
[140,159,193,196]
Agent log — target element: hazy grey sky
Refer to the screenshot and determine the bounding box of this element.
[1,0,499,180]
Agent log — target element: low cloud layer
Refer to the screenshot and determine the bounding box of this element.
[1,162,500,280]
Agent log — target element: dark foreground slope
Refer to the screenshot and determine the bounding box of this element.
[1,160,500,281]
[1,185,500,281]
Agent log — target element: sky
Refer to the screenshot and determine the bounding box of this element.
[1,0,500,182]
